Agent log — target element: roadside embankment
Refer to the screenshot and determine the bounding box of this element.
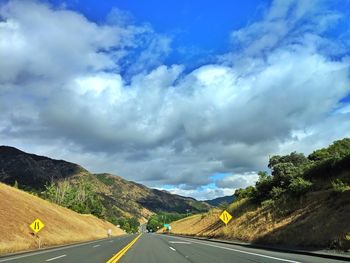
[0,183,124,254]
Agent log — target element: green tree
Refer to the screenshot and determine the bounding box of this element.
[128,217,140,233]
[42,178,104,217]
[147,218,161,232]
[234,186,255,200]
[309,138,350,161]
[254,171,274,202]
[270,186,286,200]
[288,177,312,196]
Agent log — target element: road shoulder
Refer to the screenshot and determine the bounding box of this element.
[164,233,350,262]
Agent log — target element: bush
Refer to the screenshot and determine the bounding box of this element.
[288,177,312,196]
[270,186,285,200]
[114,217,140,233]
[234,186,255,200]
[42,178,105,217]
[261,199,275,208]
[331,179,349,193]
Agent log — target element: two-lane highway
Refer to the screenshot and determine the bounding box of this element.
[0,233,348,262]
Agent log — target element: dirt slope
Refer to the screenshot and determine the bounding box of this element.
[0,183,124,255]
[168,190,350,250]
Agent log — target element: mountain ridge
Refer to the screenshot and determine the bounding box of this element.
[0,145,87,189]
[204,195,235,206]
[0,146,210,225]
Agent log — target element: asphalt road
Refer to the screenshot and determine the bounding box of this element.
[122,234,348,263]
[0,233,348,263]
[0,235,136,263]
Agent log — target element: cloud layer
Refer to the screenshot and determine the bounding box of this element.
[1,0,350,199]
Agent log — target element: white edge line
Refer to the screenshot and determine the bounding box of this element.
[169,247,176,251]
[93,245,101,248]
[45,254,66,262]
[0,236,129,262]
[168,236,301,263]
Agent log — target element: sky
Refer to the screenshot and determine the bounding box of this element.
[0,0,350,200]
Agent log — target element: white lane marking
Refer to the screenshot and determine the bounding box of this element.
[169,247,176,251]
[93,245,101,248]
[169,241,191,244]
[0,235,130,262]
[168,236,301,263]
[45,255,66,261]
[109,240,114,243]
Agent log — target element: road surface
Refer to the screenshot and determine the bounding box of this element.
[0,235,136,263]
[0,234,348,263]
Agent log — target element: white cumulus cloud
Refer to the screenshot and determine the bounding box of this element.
[1,0,350,199]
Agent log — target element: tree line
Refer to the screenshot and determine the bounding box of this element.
[234,138,350,204]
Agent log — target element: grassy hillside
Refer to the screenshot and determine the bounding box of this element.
[0,183,124,255]
[0,146,210,233]
[168,139,350,250]
[95,173,209,218]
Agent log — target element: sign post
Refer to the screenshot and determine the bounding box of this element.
[29,219,45,249]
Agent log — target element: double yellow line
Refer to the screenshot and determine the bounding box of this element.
[106,234,142,263]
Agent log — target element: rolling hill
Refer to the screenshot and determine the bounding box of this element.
[204,195,235,206]
[0,182,124,254]
[165,139,350,250]
[0,146,210,225]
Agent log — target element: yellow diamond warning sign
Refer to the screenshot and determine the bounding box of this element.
[30,219,44,234]
[219,210,232,225]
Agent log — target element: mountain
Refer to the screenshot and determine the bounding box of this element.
[204,195,235,206]
[0,146,210,224]
[0,182,124,254]
[95,173,209,216]
[0,146,86,189]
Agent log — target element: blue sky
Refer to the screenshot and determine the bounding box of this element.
[52,0,265,65]
[1,0,350,199]
[49,0,350,69]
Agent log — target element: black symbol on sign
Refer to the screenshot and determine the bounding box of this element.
[35,221,39,230]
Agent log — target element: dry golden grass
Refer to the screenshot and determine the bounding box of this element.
[170,190,350,249]
[0,183,124,255]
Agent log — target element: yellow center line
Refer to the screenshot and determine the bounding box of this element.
[106,234,142,263]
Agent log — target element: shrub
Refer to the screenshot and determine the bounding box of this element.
[42,178,105,217]
[288,177,312,196]
[261,199,275,208]
[234,186,255,200]
[331,179,349,193]
[270,186,286,200]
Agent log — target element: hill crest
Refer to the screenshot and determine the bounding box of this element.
[0,146,210,226]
